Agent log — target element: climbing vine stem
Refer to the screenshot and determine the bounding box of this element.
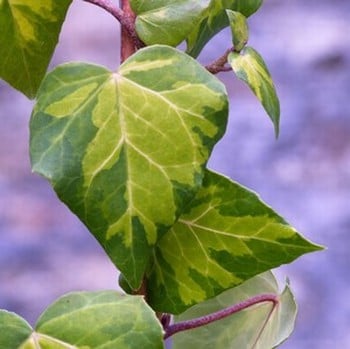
[83,0,143,61]
[83,0,125,24]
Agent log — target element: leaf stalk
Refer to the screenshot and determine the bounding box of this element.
[163,293,279,340]
[206,48,234,74]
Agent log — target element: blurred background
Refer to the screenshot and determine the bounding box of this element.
[0,0,349,347]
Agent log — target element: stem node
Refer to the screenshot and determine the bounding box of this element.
[205,48,234,74]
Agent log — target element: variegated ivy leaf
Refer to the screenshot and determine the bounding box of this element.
[173,272,297,349]
[0,291,164,349]
[146,170,322,314]
[30,45,228,289]
[0,0,72,98]
[226,10,249,52]
[186,0,263,57]
[228,47,280,137]
[130,0,211,46]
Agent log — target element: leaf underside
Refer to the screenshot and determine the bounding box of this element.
[30,45,228,288]
[146,170,322,314]
[0,0,72,98]
[173,272,297,349]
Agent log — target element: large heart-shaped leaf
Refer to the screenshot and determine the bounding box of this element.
[30,45,228,288]
[0,0,72,98]
[186,0,263,57]
[0,291,164,349]
[172,272,296,349]
[228,47,280,136]
[146,170,322,313]
[130,0,210,46]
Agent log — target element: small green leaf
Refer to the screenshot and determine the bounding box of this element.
[30,45,228,288]
[226,10,249,52]
[173,272,297,349]
[0,310,32,348]
[228,47,280,136]
[186,0,263,57]
[130,0,211,46]
[0,0,72,98]
[147,170,322,313]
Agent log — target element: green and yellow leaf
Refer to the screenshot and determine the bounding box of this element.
[186,0,263,57]
[173,272,297,349]
[0,0,72,98]
[226,10,249,52]
[228,47,280,136]
[130,0,210,46]
[146,170,322,314]
[30,45,228,288]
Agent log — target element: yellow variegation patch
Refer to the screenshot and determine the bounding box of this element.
[45,83,99,118]
[19,333,77,349]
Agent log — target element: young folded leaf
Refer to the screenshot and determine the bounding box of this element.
[30,45,228,289]
[146,170,322,314]
[173,272,297,349]
[226,10,249,52]
[186,0,263,57]
[228,47,280,137]
[0,0,72,98]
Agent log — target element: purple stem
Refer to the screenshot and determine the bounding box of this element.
[205,47,234,74]
[164,293,279,340]
[83,0,125,22]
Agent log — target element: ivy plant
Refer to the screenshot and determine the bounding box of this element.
[0,1,322,348]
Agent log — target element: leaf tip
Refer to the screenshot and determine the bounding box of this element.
[274,123,280,139]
